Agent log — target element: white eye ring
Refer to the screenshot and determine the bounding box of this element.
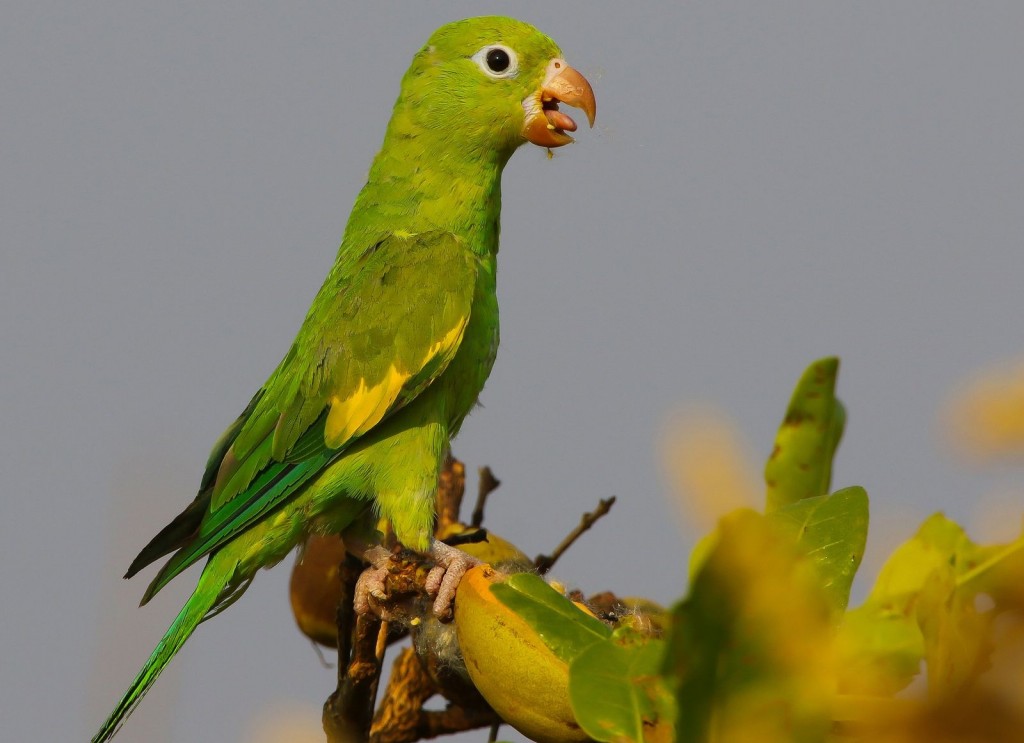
[472,45,519,79]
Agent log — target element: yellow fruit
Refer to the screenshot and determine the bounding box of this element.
[454,565,589,743]
[435,523,533,569]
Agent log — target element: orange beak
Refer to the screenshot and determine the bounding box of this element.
[522,59,597,148]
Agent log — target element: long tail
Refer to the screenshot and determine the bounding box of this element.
[92,565,226,743]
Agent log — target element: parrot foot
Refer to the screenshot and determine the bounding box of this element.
[352,540,480,620]
[425,538,481,620]
[353,545,392,617]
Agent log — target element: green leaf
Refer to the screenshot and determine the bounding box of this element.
[569,635,672,743]
[686,529,718,584]
[834,513,967,696]
[907,516,1024,700]
[917,567,993,700]
[957,528,1024,596]
[765,357,845,511]
[769,486,869,615]
[490,572,611,664]
[835,513,1024,698]
[835,603,925,696]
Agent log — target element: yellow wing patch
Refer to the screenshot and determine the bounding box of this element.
[325,367,408,447]
[424,317,469,363]
[323,316,469,449]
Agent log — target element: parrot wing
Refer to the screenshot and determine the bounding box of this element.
[131,230,478,602]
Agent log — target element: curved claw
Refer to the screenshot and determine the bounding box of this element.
[427,539,482,619]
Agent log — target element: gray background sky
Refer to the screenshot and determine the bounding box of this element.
[3,2,1023,742]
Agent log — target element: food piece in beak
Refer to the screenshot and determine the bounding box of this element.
[523,59,597,148]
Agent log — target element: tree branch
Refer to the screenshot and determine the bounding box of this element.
[470,466,500,528]
[535,496,616,575]
[370,647,498,743]
[324,560,384,742]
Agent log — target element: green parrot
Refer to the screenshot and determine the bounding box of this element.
[92,15,595,743]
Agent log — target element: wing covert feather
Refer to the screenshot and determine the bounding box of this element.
[209,230,477,513]
[141,231,479,600]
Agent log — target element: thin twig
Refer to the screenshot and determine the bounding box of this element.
[534,496,616,575]
[337,558,360,684]
[470,466,501,527]
[375,620,390,662]
[434,454,466,533]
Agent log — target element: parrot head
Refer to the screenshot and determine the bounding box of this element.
[395,16,596,156]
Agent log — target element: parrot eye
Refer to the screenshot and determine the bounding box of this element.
[486,48,510,72]
[472,45,518,79]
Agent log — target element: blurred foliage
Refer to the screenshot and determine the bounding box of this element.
[944,357,1024,463]
[661,410,761,531]
[452,357,1024,743]
[667,509,836,743]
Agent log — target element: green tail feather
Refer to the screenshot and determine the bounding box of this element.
[92,567,224,743]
